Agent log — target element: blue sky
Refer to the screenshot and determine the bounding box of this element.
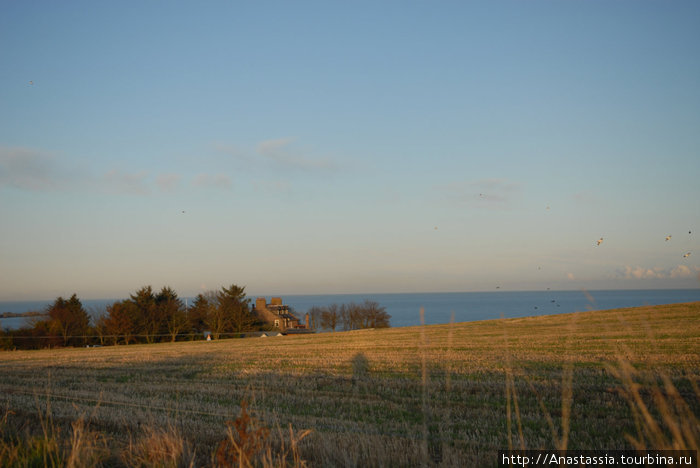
[1,1,699,300]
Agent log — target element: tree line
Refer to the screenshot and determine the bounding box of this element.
[306,300,391,332]
[0,286,391,350]
[0,284,258,350]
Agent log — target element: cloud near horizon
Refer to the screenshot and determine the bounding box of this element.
[618,264,700,280]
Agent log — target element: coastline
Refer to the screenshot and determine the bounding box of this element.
[1,288,700,331]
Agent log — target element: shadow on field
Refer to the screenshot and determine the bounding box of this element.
[2,322,699,467]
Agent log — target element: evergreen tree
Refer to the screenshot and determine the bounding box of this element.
[129,286,160,343]
[47,294,91,346]
[156,286,188,342]
[218,284,255,333]
[188,293,211,335]
[105,300,138,345]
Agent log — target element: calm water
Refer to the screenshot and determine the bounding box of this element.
[2,289,699,330]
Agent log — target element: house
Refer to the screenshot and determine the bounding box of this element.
[253,297,310,333]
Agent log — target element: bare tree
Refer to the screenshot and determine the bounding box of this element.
[320,304,340,331]
[360,300,391,328]
[307,306,323,330]
[203,290,228,339]
[325,301,391,331]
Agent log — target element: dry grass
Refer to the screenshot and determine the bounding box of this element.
[0,302,698,466]
[124,423,195,468]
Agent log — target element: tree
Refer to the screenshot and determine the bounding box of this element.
[93,312,109,346]
[47,294,91,346]
[307,306,323,330]
[320,304,340,332]
[204,290,229,339]
[321,301,390,331]
[340,303,361,331]
[360,300,391,328]
[188,293,211,335]
[105,300,137,345]
[217,284,255,334]
[156,286,188,342]
[29,317,60,349]
[129,286,160,343]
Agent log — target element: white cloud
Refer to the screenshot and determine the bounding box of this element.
[251,178,292,194]
[156,173,181,192]
[256,138,335,170]
[0,146,65,191]
[257,138,295,156]
[212,142,251,164]
[619,265,699,280]
[102,170,151,195]
[1,146,236,196]
[670,264,694,278]
[192,173,232,189]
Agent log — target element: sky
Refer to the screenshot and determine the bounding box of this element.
[1,1,699,301]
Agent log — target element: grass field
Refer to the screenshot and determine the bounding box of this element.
[1,302,699,466]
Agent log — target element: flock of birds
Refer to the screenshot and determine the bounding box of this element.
[595,231,692,258]
[521,230,694,310]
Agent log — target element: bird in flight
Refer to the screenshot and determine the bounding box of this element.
[596,237,603,246]
[665,235,672,241]
[683,252,691,258]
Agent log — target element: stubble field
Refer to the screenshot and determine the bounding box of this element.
[1,302,699,466]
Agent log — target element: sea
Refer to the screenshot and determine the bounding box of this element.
[1,289,699,331]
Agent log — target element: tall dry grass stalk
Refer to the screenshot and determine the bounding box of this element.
[606,316,700,453]
[0,399,107,468]
[216,400,311,468]
[0,302,697,465]
[65,413,108,468]
[258,424,312,468]
[124,423,195,468]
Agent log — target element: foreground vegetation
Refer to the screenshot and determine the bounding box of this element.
[1,302,698,466]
